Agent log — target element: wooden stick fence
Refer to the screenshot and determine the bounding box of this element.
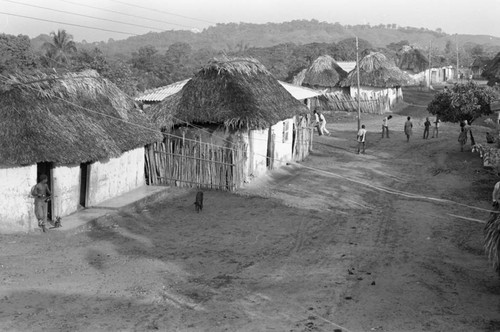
[145,134,247,191]
[323,93,390,114]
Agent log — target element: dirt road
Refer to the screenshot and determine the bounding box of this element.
[1,101,500,331]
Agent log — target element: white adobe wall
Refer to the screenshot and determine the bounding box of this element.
[271,118,294,167]
[52,164,81,218]
[0,165,37,233]
[248,128,268,179]
[87,147,145,206]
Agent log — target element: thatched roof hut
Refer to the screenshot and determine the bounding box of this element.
[340,52,413,88]
[397,46,429,73]
[482,52,500,85]
[149,57,309,130]
[293,55,347,88]
[0,70,161,166]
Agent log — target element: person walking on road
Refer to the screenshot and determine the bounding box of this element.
[313,109,323,136]
[458,120,470,152]
[318,111,330,136]
[357,124,367,154]
[423,117,431,139]
[404,116,413,142]
[382,115,392,138]
[432,117,440,138]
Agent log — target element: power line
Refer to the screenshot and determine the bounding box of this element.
[55,0,200,30]
[2,0,167,32]
[106,0,216,25]
[0,11,139,36]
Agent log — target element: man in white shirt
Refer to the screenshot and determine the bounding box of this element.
[357,124,367,154]
[313,109,323,135]
[318,112,330,136]
[382,115,392,138]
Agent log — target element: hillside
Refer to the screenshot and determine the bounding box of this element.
[63,20,500,57]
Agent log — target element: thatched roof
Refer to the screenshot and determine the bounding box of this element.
[340,52,413,88]
[482,52,500,83]
[397,46,429,73]
[293,55,347,88]
[470,56,491,69]
[148,57,309,130]
[0,70,161,166]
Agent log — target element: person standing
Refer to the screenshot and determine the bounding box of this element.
[313,109,323,136]
[432,117,440,138]
[318,112,330,136]
[357,124,367,154]
[423,117,431,139]
[458,120,470,152]
[382,115,393,138]
[404,116,413,142]
[31,174,52,232]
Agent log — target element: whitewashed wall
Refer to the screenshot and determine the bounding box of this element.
[87,147,145,206]
[0,165,37,233]
[247,128,269,179]
[52,164,81,218]
[270,118,294,167]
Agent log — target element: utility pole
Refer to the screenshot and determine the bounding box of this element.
[456,34,459,81]
[428,40,432,88]
[356,36,361,131]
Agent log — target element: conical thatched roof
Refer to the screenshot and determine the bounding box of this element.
[293,55,347,88]
[149,57,308,130]
[0,70,161,166]
[340,52,413,88]
[482,52,500,84]
[471,56,491,69]
[397,46,429,73]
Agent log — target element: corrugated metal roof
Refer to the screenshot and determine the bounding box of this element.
[135,79,190,102]
[135,78,321,103]
[278,81,322,100]
[337,61,356,73]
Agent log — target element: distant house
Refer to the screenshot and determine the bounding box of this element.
[144,57,312,189]
[397,46,429,74]
[0,70,161,233]
[470,56,491,79]
[482,52,500,86]
[340,52,412,112]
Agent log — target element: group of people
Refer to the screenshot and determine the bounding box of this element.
[382,115,441,142]
[313,109,330,136]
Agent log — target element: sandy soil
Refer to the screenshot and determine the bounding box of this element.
[1,92,500,332]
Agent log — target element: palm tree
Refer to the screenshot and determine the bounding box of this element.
[42,29,77,66]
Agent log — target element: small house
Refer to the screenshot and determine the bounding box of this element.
[145,57,311,189]
[0,70,161,233]
[340,52,412,113]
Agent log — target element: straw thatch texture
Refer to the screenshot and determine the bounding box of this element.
[482,52,500,83]
[397,46,429,73]
[149,57,308,130]
[341,52,413,88]
[293,55,347,88]
[0,70,161,166]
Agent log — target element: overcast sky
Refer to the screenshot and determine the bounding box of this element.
[1,0,499,42]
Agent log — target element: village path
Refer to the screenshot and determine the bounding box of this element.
[1,101,500,331]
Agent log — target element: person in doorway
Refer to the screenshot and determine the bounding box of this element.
[423,117,431,139]
[313,109,323,136]
[432,117,440,138]
[318,111,330,136]
[357,124,367,154]
[382,115,393,138]
[31,174,52,232]
[404,116,413,142]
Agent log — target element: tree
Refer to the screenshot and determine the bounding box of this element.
[427,81,498,145]
[0,33,37,74]
[42,29,77,66]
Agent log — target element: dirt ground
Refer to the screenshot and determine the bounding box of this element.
[2,90,500,332]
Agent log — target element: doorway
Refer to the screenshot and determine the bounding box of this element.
[36,162,53,221]
[80,162,91,208]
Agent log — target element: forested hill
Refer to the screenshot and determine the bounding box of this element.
[67,20,500,57]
